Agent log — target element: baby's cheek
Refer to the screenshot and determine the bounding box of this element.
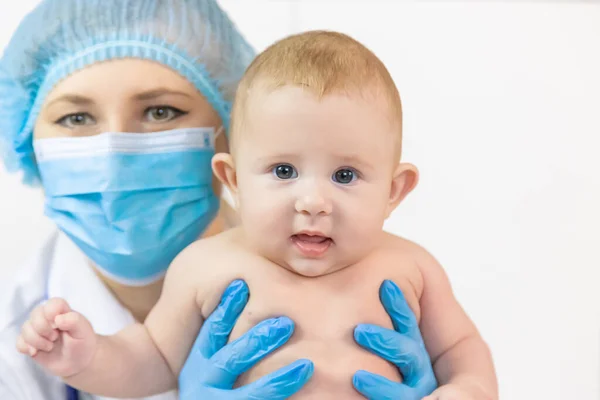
[239,196,272,225]
[342,196,385,233]
[240,186,286,224]
[336,200,385,259]
[238,199,284,255]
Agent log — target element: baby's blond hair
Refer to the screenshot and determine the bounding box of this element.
[230,30,403,157]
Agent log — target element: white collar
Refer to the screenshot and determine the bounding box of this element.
[47,232,135,335]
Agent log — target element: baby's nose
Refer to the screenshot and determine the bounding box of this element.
[295,192,333,216]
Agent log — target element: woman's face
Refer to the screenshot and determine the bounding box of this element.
[34,59,227,195]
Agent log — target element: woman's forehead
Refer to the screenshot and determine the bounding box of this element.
[44,59,199,104]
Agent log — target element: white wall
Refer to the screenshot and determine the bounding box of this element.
[1,1,599,398]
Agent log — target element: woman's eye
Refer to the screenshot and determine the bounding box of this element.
[273,164,298,180]
[56,113,94,128]
[333,168,357,184]
[145,106,184,122]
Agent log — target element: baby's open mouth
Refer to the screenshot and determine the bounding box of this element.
[291,233,333,257]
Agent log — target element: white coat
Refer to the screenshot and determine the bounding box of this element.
[0,231,178,400]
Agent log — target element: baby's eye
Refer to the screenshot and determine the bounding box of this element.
[145,106,185,123]
[332,168,358,184]
[272,164,298,180]
[56,113,95,128]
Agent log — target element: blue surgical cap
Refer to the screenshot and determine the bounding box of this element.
[0,0,255,185]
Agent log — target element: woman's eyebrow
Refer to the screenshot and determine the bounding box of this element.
[134,88,193,101]
[46,95,94,108]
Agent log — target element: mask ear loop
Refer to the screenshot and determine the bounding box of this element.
[210,125,225,150]
[214,125,224,140]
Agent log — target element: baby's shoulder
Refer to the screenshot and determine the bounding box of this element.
[181,228,239,259]
[379,232,448,282]
[377,232,429,261]
[365,232,441,295]
[165,228,244,283]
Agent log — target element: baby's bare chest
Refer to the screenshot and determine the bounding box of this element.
[208,250,423,343]
[206,254,422,398]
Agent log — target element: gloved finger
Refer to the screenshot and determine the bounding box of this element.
[353,370,417,400]
[193,280,249,358]
[211,316,295,376]
[236,358,314,400]
[354,323,425,383]
[407,367,438,395]
[380,280,422,343]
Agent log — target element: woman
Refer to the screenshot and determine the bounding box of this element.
[0,0,437,399]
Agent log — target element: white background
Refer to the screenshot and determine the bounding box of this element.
[1,1,599,398]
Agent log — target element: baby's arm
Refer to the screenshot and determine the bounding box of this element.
[414,247,498,400]
[17,245,208,398]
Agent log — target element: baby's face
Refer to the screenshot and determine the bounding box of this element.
[234,86,402,276]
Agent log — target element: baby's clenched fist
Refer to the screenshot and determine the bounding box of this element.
[16,298,97,377]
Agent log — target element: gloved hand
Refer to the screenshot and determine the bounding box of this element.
[353,280,438,399]
[179,280,314,399]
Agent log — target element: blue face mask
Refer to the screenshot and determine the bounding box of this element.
[33,127,220,286]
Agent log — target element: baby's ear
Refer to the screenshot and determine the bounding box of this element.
[386,162,419,217]
[212,153,238,194]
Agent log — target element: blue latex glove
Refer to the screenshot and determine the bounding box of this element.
[179,280,314,399]
[353,280,438,399]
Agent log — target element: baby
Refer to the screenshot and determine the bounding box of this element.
[17,31,497,399]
